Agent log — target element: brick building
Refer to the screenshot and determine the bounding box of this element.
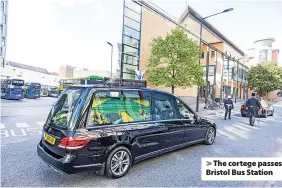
[120,0,249,104]
[59,65,75,78]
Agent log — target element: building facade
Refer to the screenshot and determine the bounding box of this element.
[0,0,8,67]
[120,0,249,103]
[3,61,60,86]
[246,38,280,67]
[73,67,111,78]
[59,65,75,78]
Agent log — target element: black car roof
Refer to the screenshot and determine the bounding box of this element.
[69,85,175,96]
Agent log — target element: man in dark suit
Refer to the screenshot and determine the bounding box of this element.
[246,93,261,118]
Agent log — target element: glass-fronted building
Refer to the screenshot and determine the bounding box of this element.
[0,0,8,68]
[120,0,249,102]
[121,1,142,79]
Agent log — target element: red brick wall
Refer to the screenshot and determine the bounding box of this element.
[272,50,279,63]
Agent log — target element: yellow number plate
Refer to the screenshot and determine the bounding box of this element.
[44,133,56,145]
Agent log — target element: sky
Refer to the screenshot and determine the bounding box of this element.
[6,0,282,73]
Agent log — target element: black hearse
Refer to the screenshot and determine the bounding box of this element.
[37,79,216,178]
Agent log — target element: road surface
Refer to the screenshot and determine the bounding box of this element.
[1,98,282,187]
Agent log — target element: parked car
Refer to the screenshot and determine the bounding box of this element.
[37,84,217,178]
[240,100,274,118]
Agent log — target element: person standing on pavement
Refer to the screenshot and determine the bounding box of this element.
[224,95,234,120]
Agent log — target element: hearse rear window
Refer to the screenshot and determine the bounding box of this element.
[86,90,152,126]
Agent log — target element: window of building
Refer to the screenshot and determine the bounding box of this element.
[0,24,3,35]
[124,8,141,22]
[124,16,140,31]
[203,65,215,76]
[211,51,215,58]
[123,54,139,66]
[86,90,152,127]
[201,52,204,59]
[123,35,139,48]
[0,58,4,67]
[0,47,2,56]
[2,37,5,46]
[123,63,138,74]
[259,49,268,62]
[123,26,140,40]
[123,45,138,57]
[123,72,136,79]
[240,67,243,80]
[3,15,6,24]
[1,2,4,12]
[233,62,237,80]
[125,0,141,14]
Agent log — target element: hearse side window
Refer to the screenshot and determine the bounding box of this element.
[176,98,194,119]
[86,90,152,127]
[152,93,177,120]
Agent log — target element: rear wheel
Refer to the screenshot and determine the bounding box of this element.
[106,146,132,179]
[270,109,274,116]
[262,110,267,118]
[204,127,216,145]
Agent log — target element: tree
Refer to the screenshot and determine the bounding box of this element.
[147,27,204,94]
[248,61,282,98]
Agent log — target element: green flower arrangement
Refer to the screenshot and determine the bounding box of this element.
[52,110,68,125]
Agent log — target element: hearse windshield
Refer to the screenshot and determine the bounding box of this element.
[50,87,86,128]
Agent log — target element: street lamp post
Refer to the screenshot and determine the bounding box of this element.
[107,42,113,78]
[196,8,234,112]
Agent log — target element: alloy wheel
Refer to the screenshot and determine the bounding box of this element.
[207,128,215,144]
[110,150,130,176]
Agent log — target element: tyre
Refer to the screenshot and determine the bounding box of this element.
[106,146,132,179]
[204,127,216,145]
[270,109,274,116]
[262,110,267,118]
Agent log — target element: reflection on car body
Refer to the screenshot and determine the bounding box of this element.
[37,84,217,178]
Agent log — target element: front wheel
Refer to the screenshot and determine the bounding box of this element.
[204,127,216,145]
[106,146,132,179]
